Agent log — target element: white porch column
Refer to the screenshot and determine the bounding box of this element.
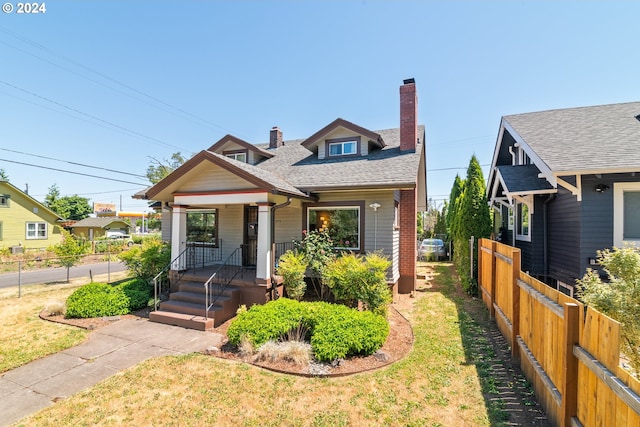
[255,202,273,284]
[171,205,187,270]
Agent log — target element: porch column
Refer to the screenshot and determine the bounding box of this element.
[171,205,187,270]
[255,202,273,285]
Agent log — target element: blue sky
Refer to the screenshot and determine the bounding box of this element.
[0,1,638,212]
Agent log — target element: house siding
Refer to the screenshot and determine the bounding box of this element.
[547,187,581,284]
[0,183,62,250]
[180,165,258,192]
[517,195,546,277]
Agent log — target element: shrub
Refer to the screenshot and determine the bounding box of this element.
[294,229,336,299]
[322,252,392,315]
[119,237,170,283]
[66,283,130,318]
[276,250,308,300]
[227,298,389,362]
[577,246,640,374]
[65,279,152,318]
[311,305,389,362]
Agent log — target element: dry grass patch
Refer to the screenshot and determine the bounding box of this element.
[0,271,129,373]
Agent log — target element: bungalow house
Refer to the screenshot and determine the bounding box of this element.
[135,79,427,329]
[71,217,131,240]
[486,102,640,295]
[0,180,64,252]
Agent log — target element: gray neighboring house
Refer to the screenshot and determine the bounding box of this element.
[487,102,640,295]
[134,79,427,325]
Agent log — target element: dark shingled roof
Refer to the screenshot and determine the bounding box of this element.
[496,165,555,194]
[504,102,640,173]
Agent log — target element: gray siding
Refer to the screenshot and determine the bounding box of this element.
[547,187,581,284]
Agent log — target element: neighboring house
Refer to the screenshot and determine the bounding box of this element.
[0,180,64,252]
[486,102,640,295]
[135,79,427,328]
[71,217,131,240]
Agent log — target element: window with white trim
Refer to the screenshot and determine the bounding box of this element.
[308,206,360,250]
[226,152,247,163]
[613,182,640,247]
[26,222,47,239]
[328,140,357,156]
[515,202,530,241]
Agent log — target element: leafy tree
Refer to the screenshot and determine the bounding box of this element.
[0,168,8,181]
[146,152,187,184]
[44,184,93,220]
[119,237,170,283]
[450,156,491,295]
[294,229,336,299]
[52,229,89,282]
[577,247,640,374]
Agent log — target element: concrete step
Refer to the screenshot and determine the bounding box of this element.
[149,310,214,331]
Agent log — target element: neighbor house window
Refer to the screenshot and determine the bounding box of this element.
[26,222,47,239]
[226,152,247,163]
[186,209,218,246]
[326,137,360,157]
[307,205,361,250]
[0,195,8,207]
[614,182,640,247]
[516,202,530,241]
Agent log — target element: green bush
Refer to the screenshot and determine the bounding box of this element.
[227,298,389,362]
[322,252,392,315]
[66,283,130,318]
[276,250,308,300]
[65,279,152,318]
[311,304,389,362]
[119,237,170,283]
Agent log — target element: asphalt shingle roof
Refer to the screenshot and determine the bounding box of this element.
[504,102,640,173]
[72,217,127,228]
[496,165,555,194]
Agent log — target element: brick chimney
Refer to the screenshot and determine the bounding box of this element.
[400,78,417,152]
[269,126,283,149]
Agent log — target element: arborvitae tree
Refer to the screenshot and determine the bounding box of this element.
[451,155,492,295]
[446,175,464,238]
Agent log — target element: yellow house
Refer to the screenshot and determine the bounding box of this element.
[0,180,64,252]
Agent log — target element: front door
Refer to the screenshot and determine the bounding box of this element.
[243,206,258,267]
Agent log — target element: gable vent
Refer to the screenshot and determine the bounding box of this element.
[636,114,640,122]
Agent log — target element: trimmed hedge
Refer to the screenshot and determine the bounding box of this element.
[227,298,389,362]
[65,278,152,318]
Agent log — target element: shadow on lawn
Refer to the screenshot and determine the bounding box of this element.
[419,262,551,427]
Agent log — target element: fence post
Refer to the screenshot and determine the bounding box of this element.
[469,236,475,280]
[489,240,497,320]
[511,248,521,360]
[18,261,22,298]
[561,303,580,427]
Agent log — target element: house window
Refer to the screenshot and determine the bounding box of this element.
[516,203,530,241]
[26,222,47,239]
[0,195,8,207]
[394,201,400,230]
[186,209,218,246]
[308,206,360,250]
[614,182,640,246]
[326,137,360,157]
[226,152,247,163]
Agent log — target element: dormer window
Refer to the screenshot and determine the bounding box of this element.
[224,150,248,163]
[326,137,360,157]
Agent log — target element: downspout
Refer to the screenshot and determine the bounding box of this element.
[543,194,556,282]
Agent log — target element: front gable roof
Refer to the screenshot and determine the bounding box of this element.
[72,217,129,229]
[0,180,63,221]
[301,118,385,151]
[142,150,309,201]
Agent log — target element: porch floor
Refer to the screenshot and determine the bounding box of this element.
[178,265,258,286]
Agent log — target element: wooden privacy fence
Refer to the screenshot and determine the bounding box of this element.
[478,238,640,427]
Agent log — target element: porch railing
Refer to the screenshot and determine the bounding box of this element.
[152,246,189,311]
[185,242,222,270]
[204,247,243,320]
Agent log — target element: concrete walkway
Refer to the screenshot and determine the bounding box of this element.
[0,318,224,426]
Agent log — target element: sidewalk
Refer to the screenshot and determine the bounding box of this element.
[0,318,224,426]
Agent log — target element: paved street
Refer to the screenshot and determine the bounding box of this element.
[0,261,127,288]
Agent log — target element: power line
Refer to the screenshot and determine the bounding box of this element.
[0,79,188,152]
[428,164,490,172]
[0,158,149,186]
[0,148,147,178]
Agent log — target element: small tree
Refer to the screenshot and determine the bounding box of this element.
[577,246,640,374]
[119,237,170,283]
[294,229,335,299]
[276,250,308,300]
[52,230,89,282]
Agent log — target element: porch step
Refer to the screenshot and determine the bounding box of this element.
[149,311,213,331]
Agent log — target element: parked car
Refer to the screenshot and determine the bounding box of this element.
[109,234,134,247]
[418,238,446,261]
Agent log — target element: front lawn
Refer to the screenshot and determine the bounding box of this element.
[14,262,548,426]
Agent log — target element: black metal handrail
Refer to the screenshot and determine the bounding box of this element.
[204,247,243,320]
[152,246,189,311]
